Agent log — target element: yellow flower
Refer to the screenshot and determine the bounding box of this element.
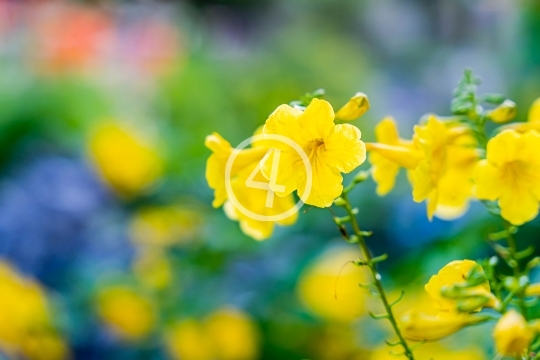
[166,319,213,360]
[205,308,260,360]
[410,116,477,220]
[262,99,366,207]
[475,129,540,225]
[297,247,369,323]
[369,342,485,360]
[488,99,517,124]
[501,97,540,132]
[166,308,260,360]
[425,260,495,315]
[205,131,297,240]
[88,123,163,196]
[130,205,202,247]
[97,286,156,341]
[335,92,370,121]
[367,117,420,195]
[493,310,533,357]
[400,310,486,341]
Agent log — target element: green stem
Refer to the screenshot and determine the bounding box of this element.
[503,220,528,320]
[339,192,415,359]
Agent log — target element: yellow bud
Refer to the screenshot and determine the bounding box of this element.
[488,99,517,123]
[493,310,533,357]
[400,310,486,341]
[335,92,370,121]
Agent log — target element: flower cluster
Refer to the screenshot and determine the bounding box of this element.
[205,71,540,359]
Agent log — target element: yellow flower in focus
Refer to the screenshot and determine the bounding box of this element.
[130,205,202,247]
[205,308,260,360]
[97,286,156,341]
[0,261,63,357]
[425,260,494,315]
[493,310,533,357]
[89,123,163,196]
[488,100,517,124]
[335,92,370,121]
[369,342,484,360]
[262,99,366,207]
[297,247,369,323]
[166,319,213,360]
[166,309,260,360]
[133,251,173,290]
[400,309,485,341]
[367,117,419,195]
[475,129,540,225]
[411,116,477,220]
[205,131,297,240]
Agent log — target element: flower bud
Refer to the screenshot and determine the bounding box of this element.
[335,92,370,121]
[400,310,487,341]
[493,310,533,357]
[488,99,517,123]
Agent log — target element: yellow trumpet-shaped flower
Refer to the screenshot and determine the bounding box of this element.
[400,310,486,341]
[493,310,533,357]
[335,92,370,121]
[425,260,495,315]
[97,286,156,341]
[205,131,297,240]
[367,117,420,195]
[475,129,540,225]
[262,98,366,207]
[411,116,478,220]
[88,123,163,197]
[488,100,517,124]
[205,308,260,360]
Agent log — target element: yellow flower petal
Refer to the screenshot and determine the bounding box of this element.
[334,92,370,121]
[322,124,366,173]
[365,143,423,169]
[475,159,503,201]
[260,149,301,197]
[262,105,305,150]
[375,117,400,144]
[298,98,335,140]
[297,156,343,208]
[486,129,521,166]
[499,189,539,226]
[494,310,533,357]
[370,152,400,196]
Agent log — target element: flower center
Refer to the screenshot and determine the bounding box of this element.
[502,160,537,189]
[306,138,325,160]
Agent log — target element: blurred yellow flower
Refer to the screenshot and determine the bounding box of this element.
[369,342,484,360]
[205,131,297,240]
[166,319,213,360]
[475,129,540,225]
[335,92,370,121]
[133,251,173,290]
[262,98,366,207]
[89,123,163,196]
[0,260,67,360]
[297,247,369,323]
[205,308,260,360]
[493,310,533,357]
[367,117,420,195]
[400,309,485,341]
[425,260,495,315]
[166,308,260,360]
[502,97,540,132]
[130,205,202,247]
[410,116,477,220]
[97,286,156,341]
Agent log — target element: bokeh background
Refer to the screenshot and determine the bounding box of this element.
[1,0,540,359]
